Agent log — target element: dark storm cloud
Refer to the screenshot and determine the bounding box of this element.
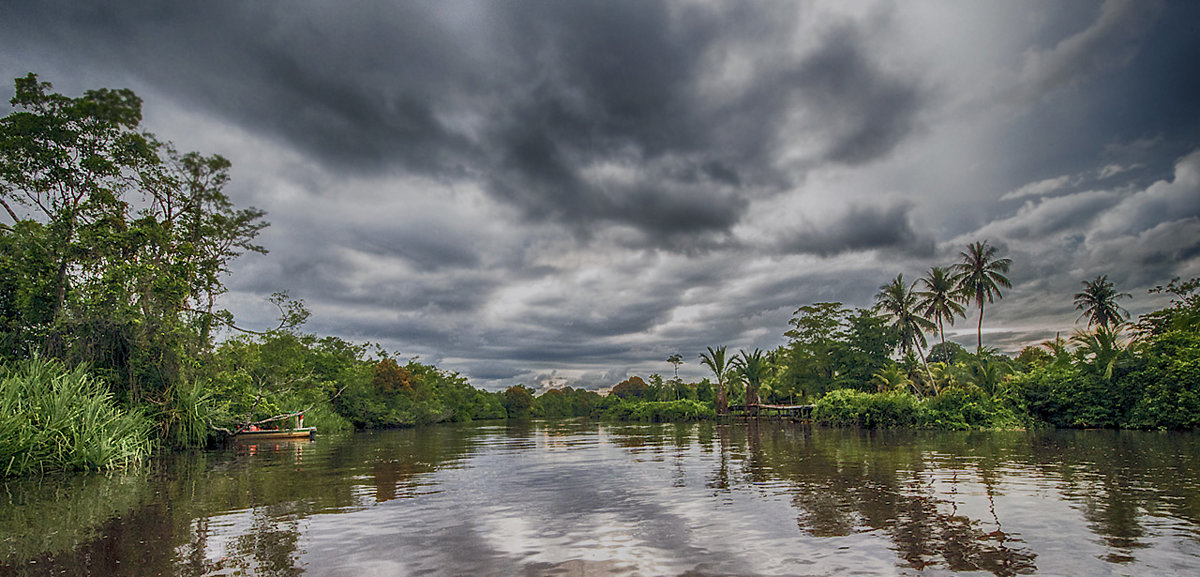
[3,0,927,252]
[791,23,924,165]
[777,202,935,257]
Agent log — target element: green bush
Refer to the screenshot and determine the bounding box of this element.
[813,387,1021,430]
[0,357,151,477]
[813,388,922,428]
[156,379,217,448]
[605,399,715,422]
[1126,331,1200,429]
[922,387,1018,430]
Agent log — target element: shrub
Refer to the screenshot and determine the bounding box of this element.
[922,387,1016,430]
[605,399,715,422]
[812,388,922,428]
[0,357,151,476]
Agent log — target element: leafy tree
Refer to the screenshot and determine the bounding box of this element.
[835,308,900,388]
[372,357,412,394]
[1016,345,1053,369]
[1073,274,1131,329]
[0,74,267,407]
[666,353,683,379]
[781,302,849,397]
[917,266,965,346]
[695,378,714,404]
[1137,277,1200,338]
[0,73,156,322]
[612,376,650,400]
[501,385,535,418]
[927,341,967,364]
[951,240,1012,353]
[699,346,730,414]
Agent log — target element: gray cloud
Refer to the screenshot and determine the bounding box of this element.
[1017,0,1160,99]
[777,202,935,257]
[3,1,1199,387]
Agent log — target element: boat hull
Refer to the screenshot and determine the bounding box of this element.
[232,428,316,441]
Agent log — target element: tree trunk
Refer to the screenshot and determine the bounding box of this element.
[916,341,937,396]
[715,381,728,415]
[977,302,985,353]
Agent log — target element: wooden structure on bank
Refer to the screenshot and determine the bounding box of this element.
[726,403,815,421]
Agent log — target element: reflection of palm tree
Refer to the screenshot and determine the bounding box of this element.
[699,346,729,415]
[951,240,1012,353]
[918,266,966,347]
[1073,275,1131,329]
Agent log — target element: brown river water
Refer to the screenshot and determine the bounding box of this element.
[2,421,1199,576]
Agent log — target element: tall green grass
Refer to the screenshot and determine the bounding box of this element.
[0,357,152,476]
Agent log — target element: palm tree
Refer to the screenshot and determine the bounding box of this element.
[872,362,912,393]
[1071,323,1130,381]
[877,274,937,389]
[1041,332,1072,367]
[917,266,966,347]
[699,346,729,415]
[876,274,936,359]
[733,348,770,411]
[951,240,1012,353]
[963,348,1010,395]
[1073,274,1131,329]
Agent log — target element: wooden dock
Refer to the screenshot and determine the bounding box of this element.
[726,403,814,421]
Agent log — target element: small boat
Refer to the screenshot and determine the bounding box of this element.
[232,427,316,441]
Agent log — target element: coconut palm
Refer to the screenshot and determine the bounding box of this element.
[872,363,912,393]
[699,346,729,415]
[1040,333,1072,367]
[917,266,966,347]
[951,240,1012,353]
[876,274,936,359]
[1073,274,1131,329]
[963,348,1010,395]
[876,274,937,390]
[1071,323,1130,381]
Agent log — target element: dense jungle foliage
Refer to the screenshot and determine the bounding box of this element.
[3,75,1199,477]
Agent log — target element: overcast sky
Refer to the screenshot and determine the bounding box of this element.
[3,0,1198,389]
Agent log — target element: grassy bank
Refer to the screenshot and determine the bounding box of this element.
[0,357,151,476]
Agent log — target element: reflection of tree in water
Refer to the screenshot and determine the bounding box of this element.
[226,506,305,577]
[1034,431,1148,563]
[741,426,1037,576]
[706,424,732,492]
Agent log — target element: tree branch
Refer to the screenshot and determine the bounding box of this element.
[0,196,19,223]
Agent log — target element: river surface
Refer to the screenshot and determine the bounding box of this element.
[2,421,1200,576]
